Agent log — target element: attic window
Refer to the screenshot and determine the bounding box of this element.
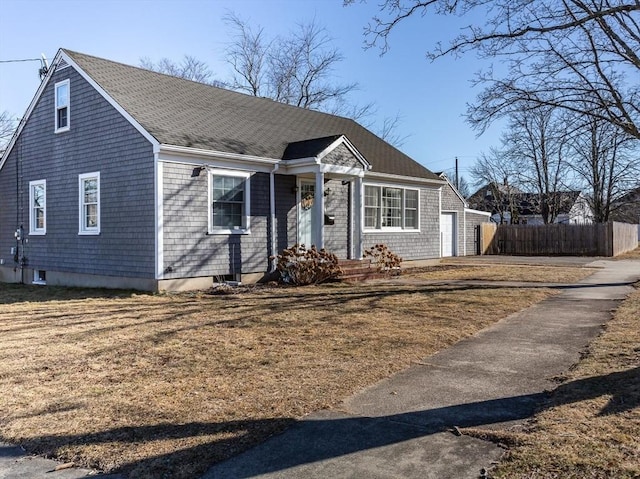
[55,80,70,132]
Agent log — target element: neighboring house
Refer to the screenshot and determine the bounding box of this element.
[611,187,640,225]
[0,49,483,291]
[468,184,593,225]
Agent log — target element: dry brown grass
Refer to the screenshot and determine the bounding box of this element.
[0,277,559,479]
[405,264,594,283]
[486,283,640,479]
[615,243,640,260]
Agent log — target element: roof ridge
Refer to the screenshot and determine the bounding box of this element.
[61,48,361,124]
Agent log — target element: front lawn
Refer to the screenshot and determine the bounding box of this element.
[0,265,588,478]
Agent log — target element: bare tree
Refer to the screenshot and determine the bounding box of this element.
[443,168,471,197]
[0,111,17,154]
[225,14,359,113]
[566,113,639,222]
[469,147,521,223]
[349,0,640,139]
[224,12,268,96]
[502,106,571,224]
[224,13,407,146]
[140,55,224,86]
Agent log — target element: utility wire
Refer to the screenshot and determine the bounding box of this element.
[0,58,41,63]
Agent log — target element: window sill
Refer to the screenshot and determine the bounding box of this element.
[207,229,251,235]
[55,127,70,134]
[29,231,46,236]
[364,228,421,234]
[78,230,100,236]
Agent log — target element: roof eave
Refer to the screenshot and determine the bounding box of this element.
[365,170,446,186]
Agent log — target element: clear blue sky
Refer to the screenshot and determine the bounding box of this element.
[0,0,504,179]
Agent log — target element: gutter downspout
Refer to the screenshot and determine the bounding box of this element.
[269,163,279,272]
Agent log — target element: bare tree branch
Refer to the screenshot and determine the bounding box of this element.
[0,111,17,154]
[139,55,223,87]
[351,0,640,138]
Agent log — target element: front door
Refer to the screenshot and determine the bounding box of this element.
[298,181,316,247]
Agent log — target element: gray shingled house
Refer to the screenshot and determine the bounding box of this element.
[0,49,480,291]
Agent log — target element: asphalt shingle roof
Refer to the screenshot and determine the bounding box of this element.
[63,49,439,181]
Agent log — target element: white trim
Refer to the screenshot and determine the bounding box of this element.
[438,173,469,207]
[0,55,57,171]
[269,163,279,271]
[362,182,421,233]
[464,207,492,217]
[438,187,442,257]
[29,179,47,235]
[208,168,251,235]
[365,171,446,187]
[316,135,372,171]
[354,177,364,258]
[1,49,160,172]
[78,171,100,235]
[61,51,160,151]
[54,79,70,133]
[156,159,164,279]
[160,144,279,170]
[314,172,324,248]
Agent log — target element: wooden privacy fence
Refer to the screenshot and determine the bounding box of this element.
[481,222,639,257]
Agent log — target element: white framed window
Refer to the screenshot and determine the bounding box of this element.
[55,80,70,133]
[29,179,46,235]
[208,169,251,234]
[79,172,100,235]
[364,184,420,231]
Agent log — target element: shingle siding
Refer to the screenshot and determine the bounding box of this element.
[322,144,363,169]
[363,186,441,260]
[161,164,273,278]
[464,210,490,256]
[0,154,18,272]
[324,179,349,257]
[275,175,297,252]
[0,66,156,279]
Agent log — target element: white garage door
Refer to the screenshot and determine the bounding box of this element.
[440,213,456,257]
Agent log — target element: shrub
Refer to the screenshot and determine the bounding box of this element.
[363,244,402,274]
[273,244,342,285]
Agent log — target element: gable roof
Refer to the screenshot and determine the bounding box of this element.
[60,49,439,181]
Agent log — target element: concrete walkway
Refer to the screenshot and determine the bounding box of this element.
[1,258,637,478]
[202,259,640,479]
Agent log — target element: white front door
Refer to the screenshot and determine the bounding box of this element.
[298,181,316,247]
[440,212,456,257]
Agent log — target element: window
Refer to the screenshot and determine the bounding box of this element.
[29,179,46,235]
[33,270,46,285]
[209,170,250,233]
[55,80,70,132]
[404,189,419,229]
[79,172,100,234]
[364,185,419,231]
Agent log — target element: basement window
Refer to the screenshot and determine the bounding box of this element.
[33,270,46,285]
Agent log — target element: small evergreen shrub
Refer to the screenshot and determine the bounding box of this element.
[273,244,342,285]
[363,244,402,275]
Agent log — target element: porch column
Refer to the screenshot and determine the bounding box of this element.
[354,176,364,259]
[314,172,324,249]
